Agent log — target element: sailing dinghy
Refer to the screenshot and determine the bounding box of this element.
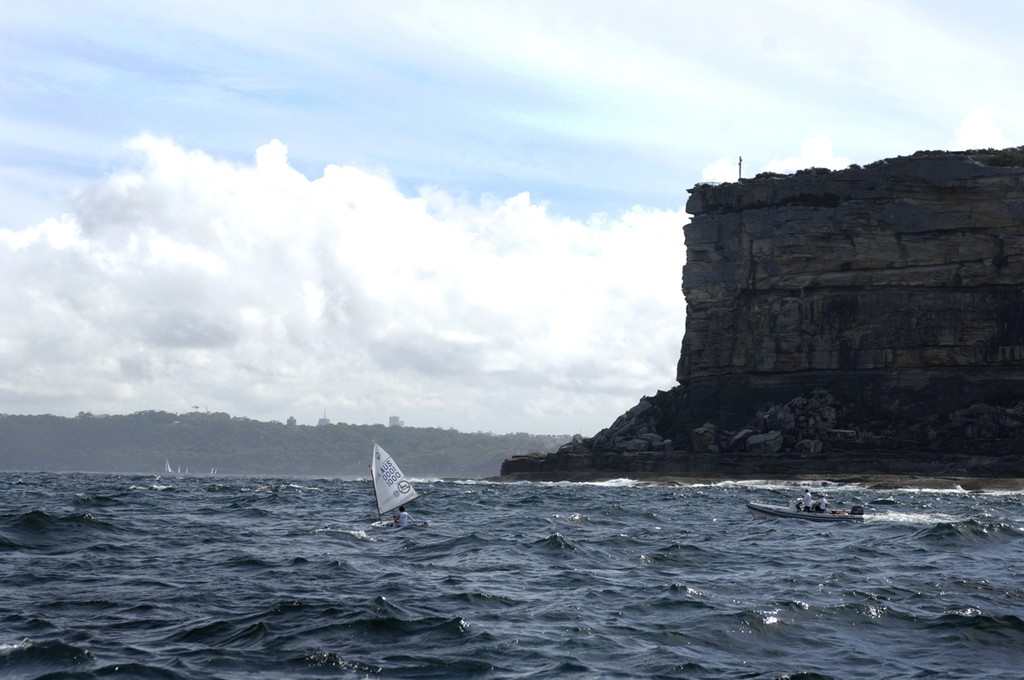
[370,443,429,528]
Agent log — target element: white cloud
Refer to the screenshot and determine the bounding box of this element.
[763,134,852,175]
[701,156,741,184]
[952,108,1013,150]
[0,137,685,434]
[700,135,852,183]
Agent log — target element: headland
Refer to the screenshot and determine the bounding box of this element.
[502,148,1024,485]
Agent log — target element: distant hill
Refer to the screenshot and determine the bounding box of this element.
[0,411,570,478]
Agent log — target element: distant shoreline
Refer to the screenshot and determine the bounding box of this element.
[490,473,1024,492]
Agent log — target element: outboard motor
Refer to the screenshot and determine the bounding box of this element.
[850,505,864,516]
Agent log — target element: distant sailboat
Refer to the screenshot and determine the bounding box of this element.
[370,443,428,528]
[164,458,173,474]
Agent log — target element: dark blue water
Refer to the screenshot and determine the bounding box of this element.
[2,471,1023,679]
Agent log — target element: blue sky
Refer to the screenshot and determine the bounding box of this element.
[1,1,1022,436]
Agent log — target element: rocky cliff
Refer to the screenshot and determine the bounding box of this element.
[503,149,1024,483]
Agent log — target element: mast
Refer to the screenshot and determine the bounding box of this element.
[371,442,382,523]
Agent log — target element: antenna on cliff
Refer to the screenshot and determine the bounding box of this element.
[739,155,743,180]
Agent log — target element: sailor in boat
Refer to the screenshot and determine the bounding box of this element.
[394,505,428,527]
[814,493,828,512]
[798,488,813,512]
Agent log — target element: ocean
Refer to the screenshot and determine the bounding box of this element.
[2,471,1023,679]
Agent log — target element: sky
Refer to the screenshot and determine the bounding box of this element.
[1,1,1023,435]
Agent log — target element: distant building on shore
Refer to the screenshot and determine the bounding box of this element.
[389,416,404,427]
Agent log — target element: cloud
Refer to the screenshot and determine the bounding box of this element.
[952,108,1013,150]
[762,134,852,174]
[700,135,852,183]
[701,156,741,184]
[0,136,686,434]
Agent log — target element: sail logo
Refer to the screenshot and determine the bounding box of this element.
[397,480,411,494]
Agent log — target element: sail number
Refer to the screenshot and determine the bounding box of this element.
[379,460,402,486]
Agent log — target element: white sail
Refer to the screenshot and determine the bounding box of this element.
[164,458,173,474]
[371,443,419,516]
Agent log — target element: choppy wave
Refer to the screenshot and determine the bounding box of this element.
[3,471,1024,679]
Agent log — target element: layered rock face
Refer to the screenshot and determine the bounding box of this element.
[678,151,1024,428]
[502,150,1024,481]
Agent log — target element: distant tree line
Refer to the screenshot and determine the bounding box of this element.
[0,411,571,478]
